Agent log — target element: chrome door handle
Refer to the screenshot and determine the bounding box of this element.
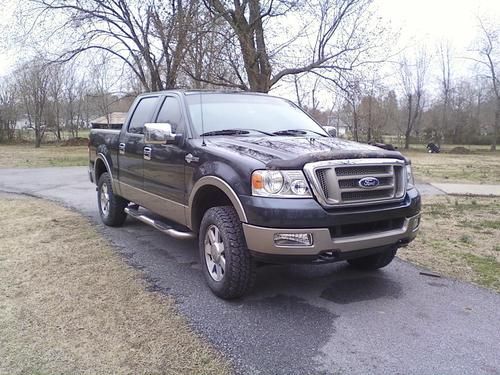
[143,146,152,161]
[119,143,126,155]
[185,153,199,164]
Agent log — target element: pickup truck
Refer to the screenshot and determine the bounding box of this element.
[89,90,421,299]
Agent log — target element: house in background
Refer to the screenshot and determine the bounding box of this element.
[90,112,127,129]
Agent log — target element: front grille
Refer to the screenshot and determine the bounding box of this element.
[304,159,407,207]
[329,218,405,238]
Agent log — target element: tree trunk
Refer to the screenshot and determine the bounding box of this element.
[492,97,500,151]
[352,107,359,142]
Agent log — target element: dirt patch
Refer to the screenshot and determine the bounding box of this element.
[0,195,230,375]
[448,146,472,154]
[399,195,500,292]
[61,137,88,146]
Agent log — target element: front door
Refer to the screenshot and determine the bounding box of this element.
[143,95,187,206]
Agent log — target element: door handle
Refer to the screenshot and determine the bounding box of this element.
[143,146,152,161]
[119,143,126,155]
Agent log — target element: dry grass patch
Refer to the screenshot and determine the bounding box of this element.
[0,144,88,168]
[403,150,500,184]
[0,195,230,375]
[400,195,500,292]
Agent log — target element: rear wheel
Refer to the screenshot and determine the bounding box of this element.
[347,247,397,270]
[97,172,128,227]
[199,206,256,299]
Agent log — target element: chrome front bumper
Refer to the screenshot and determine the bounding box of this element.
[242,214,420,256]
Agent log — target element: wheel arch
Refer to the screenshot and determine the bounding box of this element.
[188,176,247,233]
[94,153,113,185]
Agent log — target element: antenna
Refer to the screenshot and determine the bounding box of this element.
[200,91,206,147]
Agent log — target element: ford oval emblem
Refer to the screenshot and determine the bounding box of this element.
[358,177,380,189]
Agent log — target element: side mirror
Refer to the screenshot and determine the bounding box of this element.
[144,123,176,144]
[326,127,337,137]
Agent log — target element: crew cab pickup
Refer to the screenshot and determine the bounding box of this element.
[89,90,421,299]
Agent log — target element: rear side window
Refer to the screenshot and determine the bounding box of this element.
[156,96,184,134]
[128,96,158,134]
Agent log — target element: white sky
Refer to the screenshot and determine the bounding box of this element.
[376,0,500,54]
[0,0,499,78]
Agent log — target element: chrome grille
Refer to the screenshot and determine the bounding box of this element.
[304,159,407,207]
[335,165,390,176]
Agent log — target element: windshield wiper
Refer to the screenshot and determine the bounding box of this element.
[234,128,275,136]
[273,129,308,136]
[273,129,327,137]
[200,129,250,137]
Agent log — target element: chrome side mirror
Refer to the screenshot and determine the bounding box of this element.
[144,123,176,144]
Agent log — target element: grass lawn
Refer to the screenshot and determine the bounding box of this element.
[399,195,500,292]
[403,149,500,184]
[0,144,89,168]
[0,195,230,375]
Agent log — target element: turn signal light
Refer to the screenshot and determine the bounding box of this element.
[252,173,264,189]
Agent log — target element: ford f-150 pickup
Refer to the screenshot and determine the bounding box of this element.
[89,90,421,299]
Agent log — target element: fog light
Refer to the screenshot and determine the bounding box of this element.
[273,233,313,246]
[411,216,421,231]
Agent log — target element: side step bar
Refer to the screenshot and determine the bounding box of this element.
[124,207,195,240]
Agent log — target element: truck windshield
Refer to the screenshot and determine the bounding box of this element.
[185,93,328,137]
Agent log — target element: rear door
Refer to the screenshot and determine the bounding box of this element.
[118,96,159,189]
[143,95,188,205]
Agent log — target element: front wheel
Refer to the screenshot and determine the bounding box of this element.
[347,247,397,270]
[97,172,128,227]
[199,206,256,299]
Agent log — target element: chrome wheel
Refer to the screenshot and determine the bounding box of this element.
[100,182,110,217]
[204,224,226,282]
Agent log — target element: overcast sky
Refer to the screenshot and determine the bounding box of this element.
[0,0,499,77]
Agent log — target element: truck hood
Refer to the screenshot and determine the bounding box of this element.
[207,136,407,169]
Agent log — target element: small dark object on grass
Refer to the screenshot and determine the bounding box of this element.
[420,271,441,278]
[426,143,441,153]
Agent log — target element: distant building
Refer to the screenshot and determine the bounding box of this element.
[91,112,127,129]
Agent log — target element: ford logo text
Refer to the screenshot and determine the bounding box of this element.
[358,177,380,189]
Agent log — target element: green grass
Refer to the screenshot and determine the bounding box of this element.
[459,253,500,291]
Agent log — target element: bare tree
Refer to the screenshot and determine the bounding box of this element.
[202,0,386,92]
[47,64,64,140]
[0,79,19,142]
[472,17,500,150]
[16,60,51,148]
[399,51,429,149]
[438,41,453,143]
[28,0,197,91]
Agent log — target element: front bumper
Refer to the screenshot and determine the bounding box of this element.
[243,213,420,257]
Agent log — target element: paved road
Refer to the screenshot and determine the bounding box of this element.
[1,167,499,375]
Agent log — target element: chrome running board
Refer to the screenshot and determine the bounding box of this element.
[124,207,195,240]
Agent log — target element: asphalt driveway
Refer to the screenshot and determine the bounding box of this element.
[0,167,498,374]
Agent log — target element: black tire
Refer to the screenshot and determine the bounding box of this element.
[97,172,128,227]
[199,206,256,299]
[347,247,397,270]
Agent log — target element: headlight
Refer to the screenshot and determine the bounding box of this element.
[252,170,312,198]
[406,164,415,189]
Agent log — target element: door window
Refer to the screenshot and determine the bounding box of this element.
[128,96,158,134]
[156,97,184,134]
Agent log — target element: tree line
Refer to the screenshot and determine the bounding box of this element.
[0,0,499,149]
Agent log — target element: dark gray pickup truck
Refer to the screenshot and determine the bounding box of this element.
[89,90,421,299]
